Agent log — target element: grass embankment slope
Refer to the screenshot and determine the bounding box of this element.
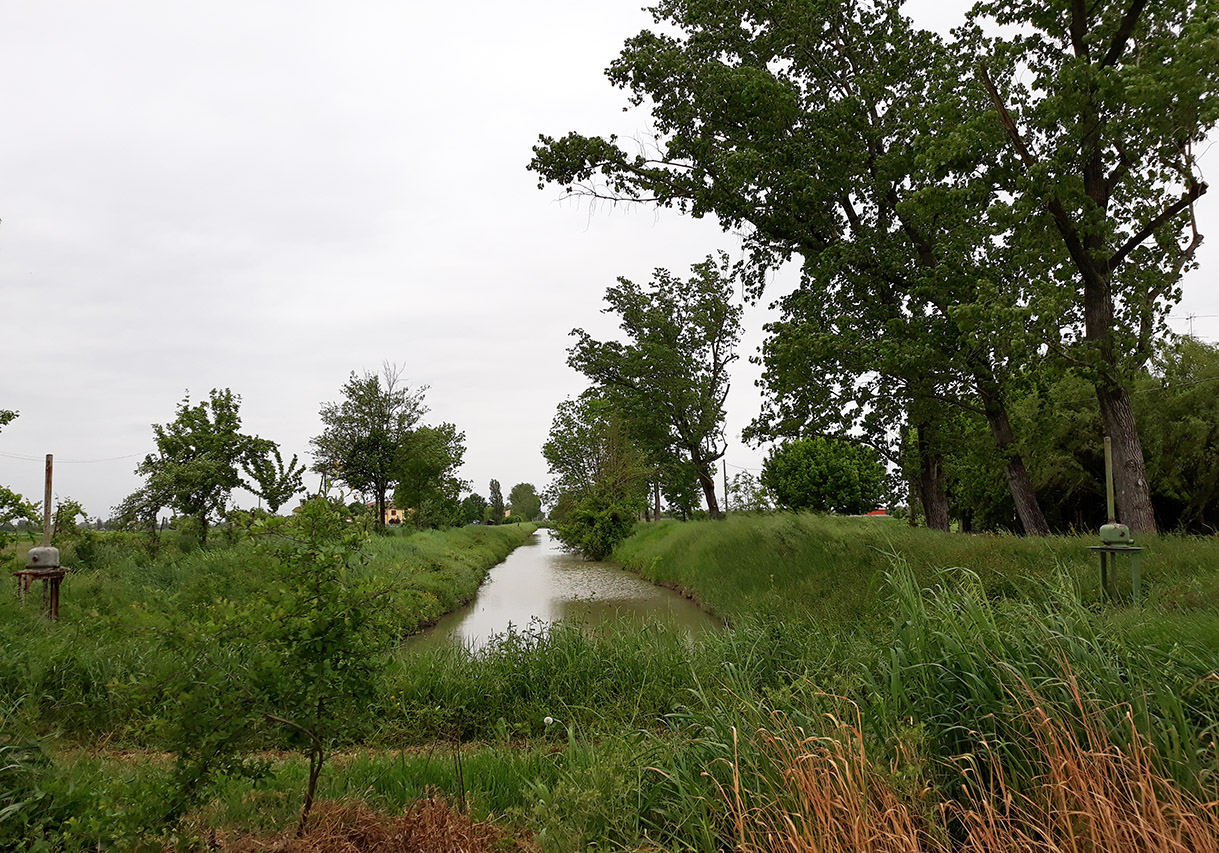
[615,512,1219,623]
[0,522,536,744]
[606,514,1219,849]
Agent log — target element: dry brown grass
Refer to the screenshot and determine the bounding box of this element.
[220,795,530,853]
[727,701,1219,853]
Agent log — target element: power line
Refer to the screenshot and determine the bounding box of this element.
[0,450,144,464]
[1060,372,1219,406]
[1168,313,1219,337]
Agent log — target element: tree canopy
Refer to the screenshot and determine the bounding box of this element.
[566,254,742,519]
[310,364,427,533]
[134,388,265,543]
[486,479,505,524]
[543,395,650,558]
[508,482,543,522]
[393,422,469,529]
[245,445,306,513]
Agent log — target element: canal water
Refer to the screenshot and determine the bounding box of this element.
[413,527,719,651]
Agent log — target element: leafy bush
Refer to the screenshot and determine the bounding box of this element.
[761,436,886,514]
[551,492,637,560]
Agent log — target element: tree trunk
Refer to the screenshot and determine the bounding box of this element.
[374,481,387,534]
[697,468,722,519]
[654,479,661,521]
[978,391,1051,536]
[198,511,209,546]
[1079,267,1157,534]
[915,423,949,531]
[297,744,323,836]
[688,446,723,519]
[1078,116,1157,534]
[1097,385,1157,533]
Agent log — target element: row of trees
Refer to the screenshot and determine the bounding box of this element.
[115,364,540,540]
[531,0,1219,535]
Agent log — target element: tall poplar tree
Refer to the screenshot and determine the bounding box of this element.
[530,0,1057,534]
[968,0,1219,532]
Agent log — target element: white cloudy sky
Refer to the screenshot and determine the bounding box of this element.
[2,1,1216,519]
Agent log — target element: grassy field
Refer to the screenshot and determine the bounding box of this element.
[3,514,1218,850]
[0,522,537,744]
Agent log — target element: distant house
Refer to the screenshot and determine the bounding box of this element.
[865,508,888,517]
[366,502,408,525]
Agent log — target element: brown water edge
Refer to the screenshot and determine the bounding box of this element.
[409,528,720,652]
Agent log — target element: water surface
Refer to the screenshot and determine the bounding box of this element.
[414,527,718,651]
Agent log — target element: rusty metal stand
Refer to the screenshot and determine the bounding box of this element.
[12,567,69,619]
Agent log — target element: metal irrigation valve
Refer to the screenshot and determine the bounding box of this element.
[26,546,61,569]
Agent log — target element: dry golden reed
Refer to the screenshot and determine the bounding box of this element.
[727,698,1219,853]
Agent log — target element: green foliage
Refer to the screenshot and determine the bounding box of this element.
[51,497,86,542]
[0,733,143,851]
[487,479,505,523]
[158,496,402,829]
[393,422,468,529]
[0,410,39,553]
[931,339,1219,533]
[310,364,428,533]
[726,470,773,513]
[761,436,886,514]
[134,388,267,543]
[567,255,742,518]
[243,444,305,513]
[542,396,648,503]
[508,482,542,521]
[459,492,487,524]
[6,512,1219,849]
[0,484,39,553]
[543,396,649,557]
[551,490,638,561]
[531,0,1219,534]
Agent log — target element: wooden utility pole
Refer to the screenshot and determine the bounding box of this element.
[42,454,53,545]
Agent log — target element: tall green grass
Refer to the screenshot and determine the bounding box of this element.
[7,514,1219,850]
[614,513,1219,622]
[0,523,537,746]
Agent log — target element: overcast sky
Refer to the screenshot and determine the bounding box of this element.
[2,1,1216,519]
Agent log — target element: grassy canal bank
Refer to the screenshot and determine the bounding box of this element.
[5,514,1219,850]
[0,520,538,745]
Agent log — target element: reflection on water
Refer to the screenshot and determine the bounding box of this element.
[413,528,719,651]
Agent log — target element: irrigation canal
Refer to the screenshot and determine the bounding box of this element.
[413,527,719,651]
